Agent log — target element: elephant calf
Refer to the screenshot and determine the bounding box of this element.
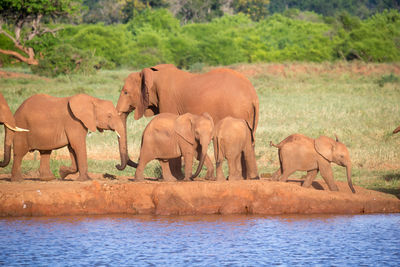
[213,116,259,181]
[133,113,214,181]
[3,93,127,182]
[270,134,355,193]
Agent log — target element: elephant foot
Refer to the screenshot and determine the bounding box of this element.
[215,174,226,182]
[59,166,77,180]
[39,171,56,181]
[204,173,215,181]
[134,175,145,182]
[40,175,56,182]
[205,176,217,181]
[11,175,23,182]
[76,175,92,181]
[161,174,176,182]
[328,184,339,191]
[228,175,242,181]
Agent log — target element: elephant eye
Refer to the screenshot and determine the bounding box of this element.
[124,91,128,95]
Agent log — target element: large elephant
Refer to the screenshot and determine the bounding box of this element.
[116,64,259,178]
[134,113,214,181]
[0,93,28,166]
[2,93,127,182]
[270,134,355,193]
[214,116,259,181]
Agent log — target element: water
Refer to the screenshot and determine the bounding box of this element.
[0,214,399,266]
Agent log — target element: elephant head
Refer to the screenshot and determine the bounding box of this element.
[0,93,28,167]
[174,113,214,179]
[68,94,128,170]
[315,135,355,193]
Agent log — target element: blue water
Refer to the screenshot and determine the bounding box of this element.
[0,214,399,266]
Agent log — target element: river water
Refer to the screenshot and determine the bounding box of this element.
[0,214,399,266]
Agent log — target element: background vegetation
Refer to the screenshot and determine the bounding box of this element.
[1,1,400,76]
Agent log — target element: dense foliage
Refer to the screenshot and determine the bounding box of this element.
[1,0,400,76]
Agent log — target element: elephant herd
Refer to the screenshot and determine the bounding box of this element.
[1,64,361,193]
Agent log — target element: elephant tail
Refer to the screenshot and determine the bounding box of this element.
[250,99,259,144]
[270,141,280,149]
[393,125,400,134]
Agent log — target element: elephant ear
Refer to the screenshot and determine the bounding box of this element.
[314,136,336,162]
[137,68,157,120]
[174,113,195,145]
[69,94,97,132]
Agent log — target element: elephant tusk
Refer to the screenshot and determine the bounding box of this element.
[16,126,29,132]
[115,130,121,138]
[4,123,29,132]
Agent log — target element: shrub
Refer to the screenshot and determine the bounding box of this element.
[31,44,111,77]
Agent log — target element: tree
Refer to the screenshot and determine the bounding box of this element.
[0,0,82,65]
[175,0,225,23]
[232,0,270,21]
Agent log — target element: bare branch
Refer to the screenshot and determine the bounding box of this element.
[0,48,38,65]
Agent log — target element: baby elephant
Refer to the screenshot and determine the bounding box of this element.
[134,113,214,181]
[270,134,355,193]
[214,116,259,181]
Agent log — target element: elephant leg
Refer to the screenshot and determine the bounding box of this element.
[135,152,153,181]
[183,153,194,181]
[278,164,296,182]
[203,155,215,180]
[11,153,26,182]
[302,169,318,188]
[160,160,175,182]
[169,157,183,180]
[69,137,91,181]
[227,155,242,181]
[59,145,78,179]
[319,162,339,191]
[271,168,281,181]
[215,159,226,182]
[39,150,55,181]
[11,139,29,182]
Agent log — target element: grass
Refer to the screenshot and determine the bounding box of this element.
[1,62,400,196]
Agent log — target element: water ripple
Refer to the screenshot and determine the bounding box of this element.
[0,214,399,266]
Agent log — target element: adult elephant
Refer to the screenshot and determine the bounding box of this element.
[0,93,28,166]
[2,94,128,182]
[116,64,259,179]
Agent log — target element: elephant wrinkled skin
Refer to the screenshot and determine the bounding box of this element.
[3,94,128,182]
[270,134,355,193]
[134,113,214,181]
[214,117,259,181]
[116,64,259,179]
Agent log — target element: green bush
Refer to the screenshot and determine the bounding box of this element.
[31,44,110,77]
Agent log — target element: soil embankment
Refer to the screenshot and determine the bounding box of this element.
[0,176,399,217]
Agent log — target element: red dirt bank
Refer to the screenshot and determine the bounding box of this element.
[0,177,399,217]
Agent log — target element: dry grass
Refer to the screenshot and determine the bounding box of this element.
[1,62,400,195]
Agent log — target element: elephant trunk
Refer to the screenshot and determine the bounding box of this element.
[115,112,137,171]
[190,140,208,180]
[0,126,13,167]
[346,163,355,193]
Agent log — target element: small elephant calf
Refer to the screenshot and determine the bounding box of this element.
[133,113,214,181]
[213,116,259,181]
[270,134,355,193]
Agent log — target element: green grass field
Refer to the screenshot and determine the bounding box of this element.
[1,62,399,196]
